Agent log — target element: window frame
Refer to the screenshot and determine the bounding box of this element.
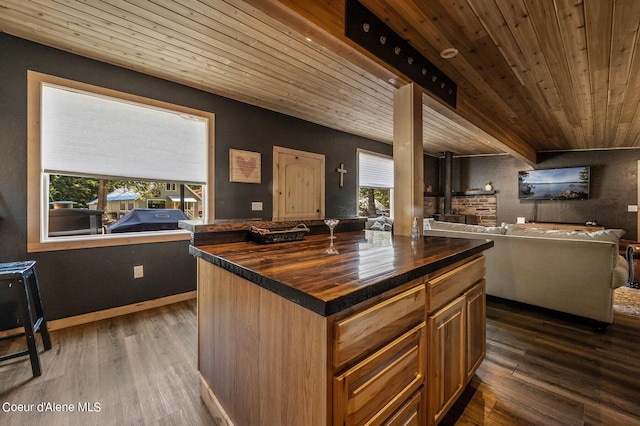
[27,71,215,252]
[356,149,394,218]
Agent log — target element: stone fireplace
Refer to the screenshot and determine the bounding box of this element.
[424,194,497,227]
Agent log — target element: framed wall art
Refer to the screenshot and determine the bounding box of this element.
[229,149,261,183]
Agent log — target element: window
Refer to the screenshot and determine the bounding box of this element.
[28,71,215,252]
[148,200,166,209]
[358,150,394,217]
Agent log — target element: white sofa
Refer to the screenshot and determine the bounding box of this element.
[365,216,394,231]
[423,219,629,324]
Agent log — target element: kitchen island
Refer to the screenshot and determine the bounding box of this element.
[190,230,493,425]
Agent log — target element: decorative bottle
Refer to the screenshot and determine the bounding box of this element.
[411,217,419,240]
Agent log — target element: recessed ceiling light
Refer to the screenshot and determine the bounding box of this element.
[440,48,459,59]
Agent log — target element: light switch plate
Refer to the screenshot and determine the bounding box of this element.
[252,202,263,211]
[628,205,638,212]
[133,265,144,279]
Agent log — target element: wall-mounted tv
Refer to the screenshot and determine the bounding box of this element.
[518,166,590,200]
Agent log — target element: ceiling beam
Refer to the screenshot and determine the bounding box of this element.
[246,0,537,164]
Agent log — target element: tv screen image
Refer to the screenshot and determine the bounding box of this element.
[518,166,590,200]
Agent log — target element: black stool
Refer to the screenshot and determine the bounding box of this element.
[0,261,52,376]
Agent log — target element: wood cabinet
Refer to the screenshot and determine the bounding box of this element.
[333,257,486,426]
[426,258,487,426]
[333,284,426,371]
[428,296,466,425]
[427,256,485,313]
[334,323,426,425]
[196,252,487,426]
[382,388,425,426]
[465,282,486,382]
[332,283,427,425]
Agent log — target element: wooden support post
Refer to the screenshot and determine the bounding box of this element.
[393,84,424,237]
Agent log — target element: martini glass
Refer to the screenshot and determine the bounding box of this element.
[324,219,340,255]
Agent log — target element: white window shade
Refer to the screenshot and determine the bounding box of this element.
[41,84,208,184]
[359,151,394,189]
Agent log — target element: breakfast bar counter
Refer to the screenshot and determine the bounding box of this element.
[190,231,492,316]
[191,230,493,425]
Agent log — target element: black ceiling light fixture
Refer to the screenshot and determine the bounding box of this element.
[345,0,457,109]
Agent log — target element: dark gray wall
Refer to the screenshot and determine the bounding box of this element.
[456,151,640,239]
[0,34,392,321]
[424,155,440,191]
[6,32,634,322]
[215,105,392,219]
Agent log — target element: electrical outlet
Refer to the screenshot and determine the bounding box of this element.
[251,201,263,211]
[133,265,144,279]
[628,205,638,212]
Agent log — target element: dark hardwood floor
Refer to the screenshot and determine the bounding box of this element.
[0,301,213,426]
[443,298,640,426]
[1,298,639,425]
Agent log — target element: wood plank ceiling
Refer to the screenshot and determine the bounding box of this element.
[1,0,639,164]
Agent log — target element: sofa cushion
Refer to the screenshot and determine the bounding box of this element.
[505,225,625,243]
[367,216,393,232]
[370,220,392,231]
[424,218,506,234]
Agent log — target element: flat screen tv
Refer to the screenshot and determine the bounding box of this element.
[518,166,590,200]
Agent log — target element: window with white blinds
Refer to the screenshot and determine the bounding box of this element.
[41,84,208,184]
[358,151,394,189]
[27,71,214,251]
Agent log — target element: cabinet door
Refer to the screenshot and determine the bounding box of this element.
[428,296,465,426]
[465,280,486,382]
[273,146,325,220]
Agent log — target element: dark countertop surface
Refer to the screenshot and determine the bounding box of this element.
[180,217,367,246]
[179,217,366,233]
[190,230,493,316]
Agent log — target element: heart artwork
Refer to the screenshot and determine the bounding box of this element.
[236,156,257,178]
[230,149,261,183]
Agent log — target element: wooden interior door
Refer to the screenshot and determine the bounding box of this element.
[273,146,325,221]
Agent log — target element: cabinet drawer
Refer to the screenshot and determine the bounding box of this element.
[382,388,424,426]
[334,323,426,426]
[427,256,485,313]
[334,284,425,370]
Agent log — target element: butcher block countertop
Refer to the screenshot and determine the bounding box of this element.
[190,230,493,316]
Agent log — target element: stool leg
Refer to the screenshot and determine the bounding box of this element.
[625,246,635,287]
[18,277,42,377]
[25,270,51,350]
